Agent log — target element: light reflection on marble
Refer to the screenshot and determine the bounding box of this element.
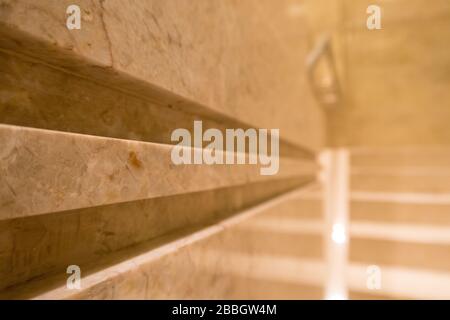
[0,124,317,219]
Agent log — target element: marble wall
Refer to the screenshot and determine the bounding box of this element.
[0,1,326,299]
[307,0,450,146]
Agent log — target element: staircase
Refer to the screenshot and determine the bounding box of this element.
[0,184,325,299]
[1,1,449,301]
[0,1,327,299]
[347,147,450,299]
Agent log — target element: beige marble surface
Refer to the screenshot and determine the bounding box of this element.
[0,0,326,152]
[0,185,325,299]
[0,1,329,300]
[351,172,450,194]
[350,238,450,272]
[351,201,450,226]
[0,124,317,220]
[0,51,310,159]
[348,146,450,299]
[342,0,450,29]
[350,147,450,167]
[0,178,307,291]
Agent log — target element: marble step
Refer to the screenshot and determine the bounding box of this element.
[0,124,317,220]
[350,148,450,196]
[351,198,450,225]
[196,254,324,299]
[351,191,450,205]
[224,277,323,300]
[0,51,308,160]
[351,171,450,193]
[0,178,308,291]
[343,0,450,30]
[228,222,323,259]
[349,148,450,299]
[347,263,450,300]
[1,188,321,299]
[348,291,393,300]
[349,222,450,272]
[0,1,324,152]
[0,186,325,299]
[350,147,450,167]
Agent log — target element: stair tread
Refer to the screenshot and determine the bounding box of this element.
[347,263,450,300]
[351,174,450,193]
[351,191,450,204]
[350,147,450,168]
[0,186,324,299]
[351,200,450,225]
[0,124,316,220]
[350,221,450,244]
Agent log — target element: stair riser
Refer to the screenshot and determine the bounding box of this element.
[351,174,450,193]
[351,151,450,167]
[0,179,306,291]
[350,238,450,271]
[0,188,325,299]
